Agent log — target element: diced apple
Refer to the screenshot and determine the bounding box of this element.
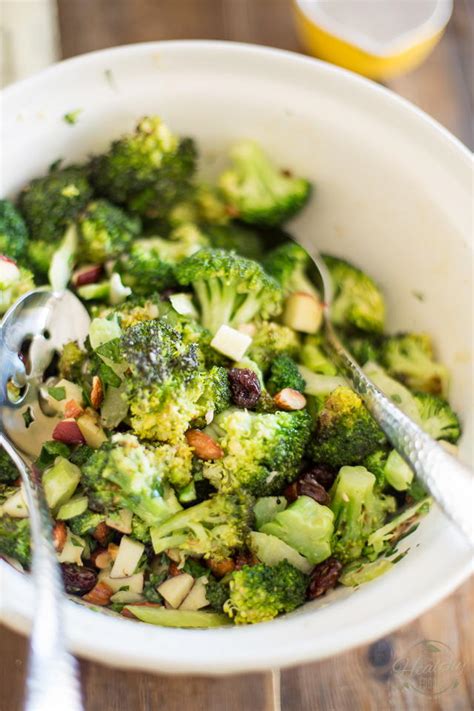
[169,293,198,318]
[77,412,107,449]
[158,573,194,608]
[180,576,209,611]
[0,256,20,287]
[110,536,145,578]
[57,529,85,566]
[52,419,86,445]
[106,508,133,534]
[283,292,323,334]
[43,458,81,510]
[98,570,145,594]
[211,324,252,361]
[2,486,28,518]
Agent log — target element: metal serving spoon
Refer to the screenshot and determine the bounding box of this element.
[0,288,90,711]
[297,242,474,548]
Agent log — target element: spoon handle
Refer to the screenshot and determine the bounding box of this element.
[0,436,83,711]
[324,321,474,548]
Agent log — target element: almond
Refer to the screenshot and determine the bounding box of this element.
[185,429,224,460]
[90,548,112,570]
[64,399,84,419]
[52,419,86,445]
[168,561,182,577]
[52,521,67,553]
[92,521,111,547]
[82,581,113,606]
[72,264,104,287]
[107,542,119,561]
[90,376,104,409]
[273,388,307,411]
[205,557,235,578]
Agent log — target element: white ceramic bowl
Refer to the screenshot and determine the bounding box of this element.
[1,41,472,674]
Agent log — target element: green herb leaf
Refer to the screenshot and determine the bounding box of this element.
[48,386,66,401]
[99,362,122,388]
[36,440,71,470]
[96,338,122,363]
[63,109,82,125]
[22,408,34,429]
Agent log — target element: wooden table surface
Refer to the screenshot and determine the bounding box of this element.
[2,1,473,709]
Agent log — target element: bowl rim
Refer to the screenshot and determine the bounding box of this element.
[1,40,472,674]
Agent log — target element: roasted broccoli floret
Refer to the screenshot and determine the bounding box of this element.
[203,408,312,495]
[0,257,34,315]
[205,223,265,261]
[150,492,253,560]
[381,333,449,396]
[224,560,307,624]
[116,224,207,296]
[260,495,334,565]
[247,321,300,374]
[344,333,384,365]
[366,498,431,559]
[330,466,396,563]
[68,510,105,537]
[323,255,385,334]
[0,199,29,260]
[81,433,182,524]
[90,116,196,218]
[267,355,306,395]
[175,248,283,333]
[300,334,338,376]
[219,141,311,226]
[205,577,230,612]
[0,449,18,485]
[78,199,142,263]
[364,448,414,492]
[0,516,30,567]
[264,242,318,297]
[309,386,386,468]
[19,164,92,246]
[414,392,461,443]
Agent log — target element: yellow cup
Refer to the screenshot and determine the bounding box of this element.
[293,0,453,80]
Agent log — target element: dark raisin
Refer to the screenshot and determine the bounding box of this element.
[298,474,330,505]
[307,557,342,599]
[283,481,299,503]
[228,368,261,408]
[304,464,337,491]
[61,564,97,595]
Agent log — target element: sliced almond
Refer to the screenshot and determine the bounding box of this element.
[274,388,307,411]
[107,542,120,561]
[52,521,67,553]
[205,557,235,578]
[92,521,110,547]
[90,549,112,570]
[90,376,104,409]
[82,581,113,606]
[185,429,224,460]
[64,399,84,419]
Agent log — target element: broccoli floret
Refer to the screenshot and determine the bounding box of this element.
[117,224,207,296]
[219,141,311,226]
[330,466,396,563]
[150,492,253,560]
[81,433,182,524]
[131,515,151,544]
[300,335,338,376]
[175,248,283,334]
[247,321,300,374]
[108,295,161,329]
[267,355,306,395]
[68,510,105,536]
[340,557,394,587]
[323,255,385,334]
[168,184,231,229]
[19,165,92,245]
[205,223,265,261]
[260,495,334,565]
[224,560,307,624]
[381,333,449,396]
[0,516,30,567]
[0,449,18,484]
[308,386,386,468]
[58,341,86,380]
[364,449,414,492]
[414,392,461,443]
[366,498,431,559]
[90,116,196,218]
[203,408,312,495]
[78,199,142,263]
[205,577,230,612]
[0,258,35,315]
[0,199,29,260]
[264,242,318,298]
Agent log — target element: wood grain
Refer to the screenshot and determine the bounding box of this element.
[1,2,472,710]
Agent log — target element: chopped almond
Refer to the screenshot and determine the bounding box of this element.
[205,557,235,578]
[92,521,111,547]
[90,376,104,409]
[52,521,67,553]
[107,542,119,561]
[274,388,307,411]
[90,548,112,570]
[168,561,182,577]
[185,429,224,460]
[64,399,84,419]
[82,581,113,606]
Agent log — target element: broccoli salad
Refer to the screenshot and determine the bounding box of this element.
[0,116,461,628]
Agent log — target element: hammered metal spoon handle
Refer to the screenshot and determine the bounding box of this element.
[0,436,83,711]
[324,320,474,547]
